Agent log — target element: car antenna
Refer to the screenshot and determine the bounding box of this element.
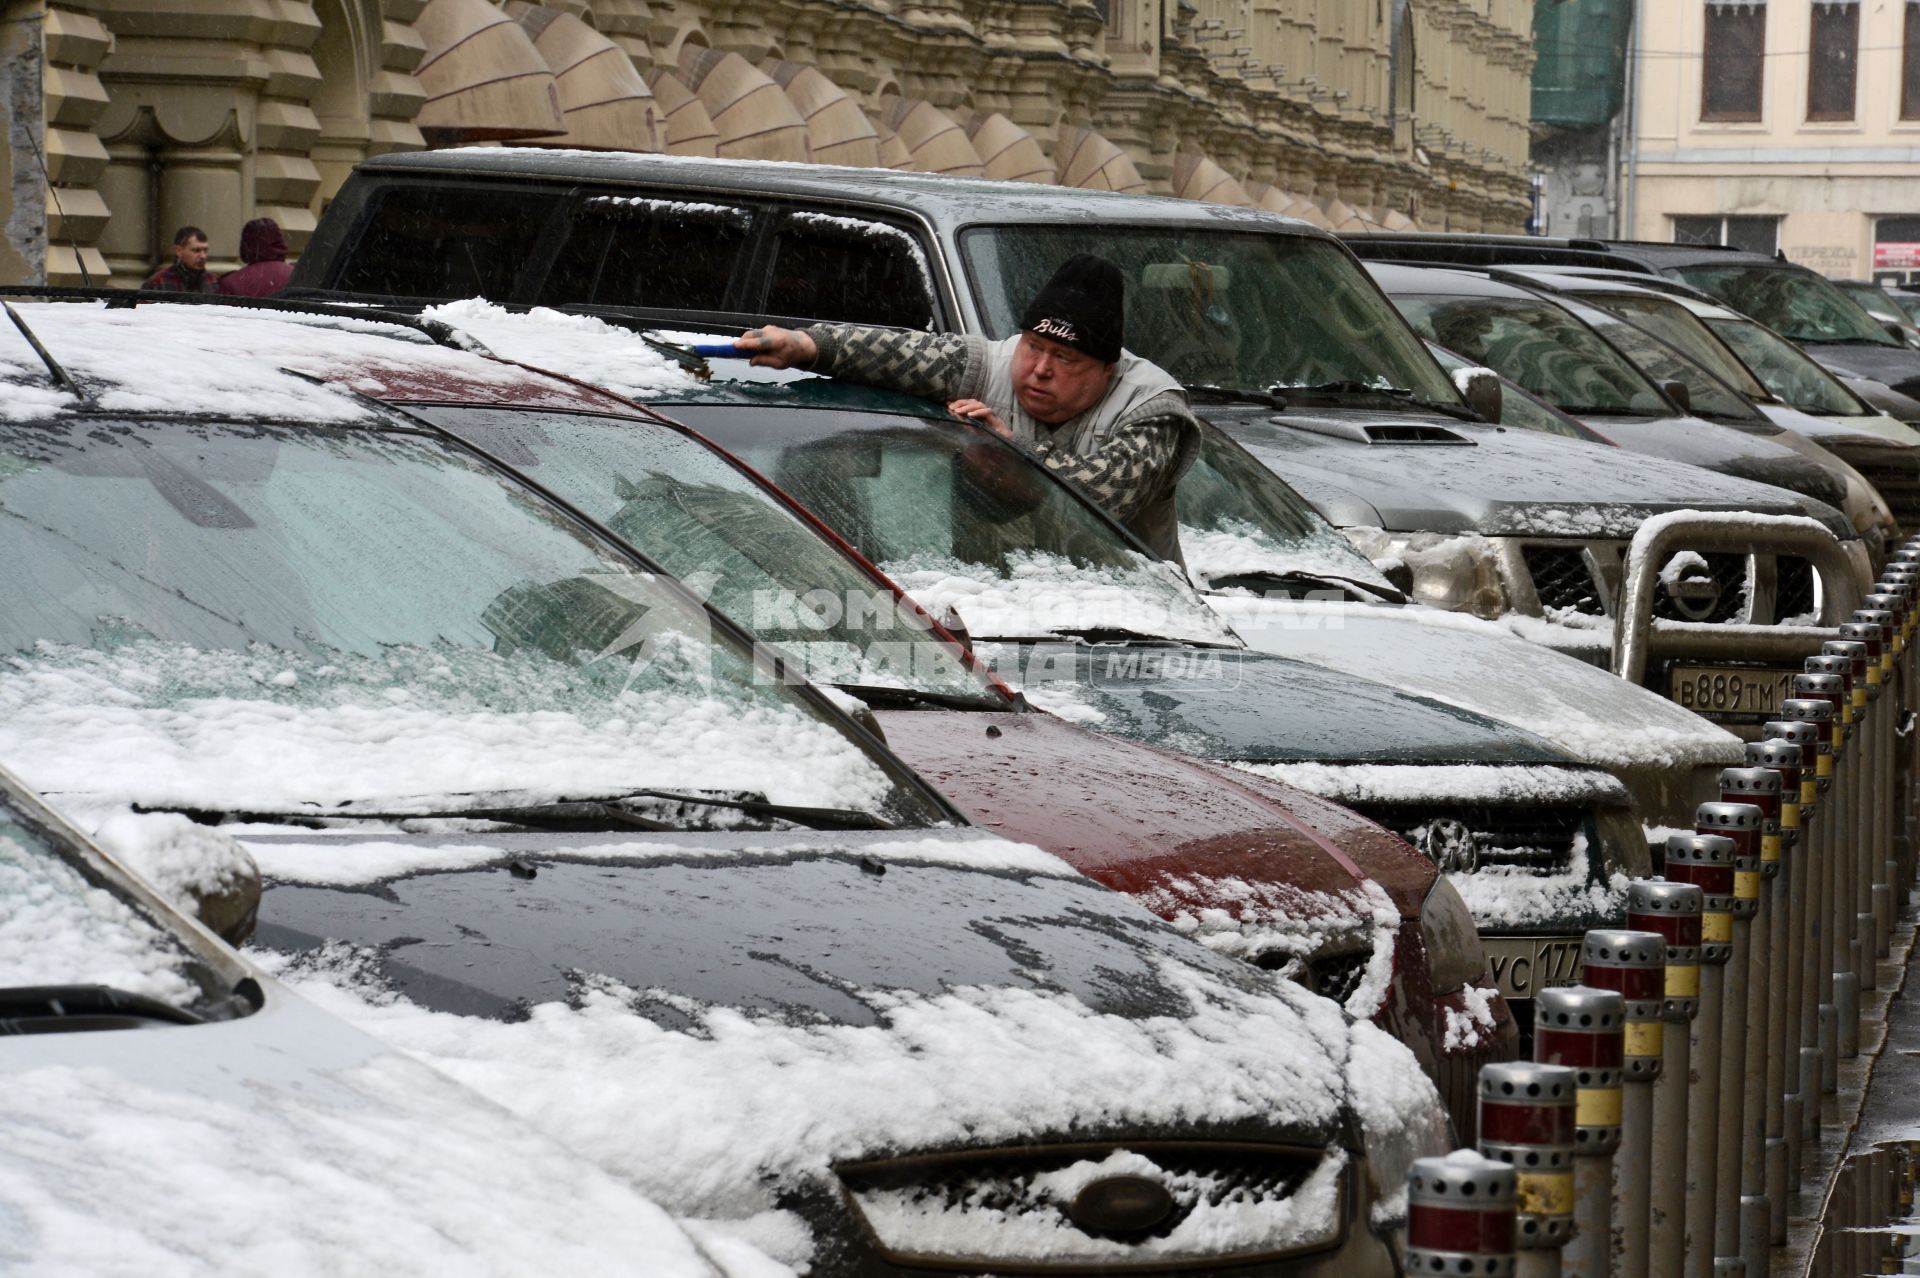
[3,301,91,406]
[21,126,90,288]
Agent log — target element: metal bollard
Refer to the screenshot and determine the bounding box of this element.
[1747,735,1805,1213]
[1849,607,1902,923]
[1826,633,1889,960]
[1581,928,1664,1278]
[1800,665,1866,1062]
[1407,1151,1518,1276]
[1667,832,1735,1278]
[1696,800,1767,1275]
[1628,882,1702,1278]
[1783,694,1842,1089]
[1534,986,1626,1278]
[1720,765,1786,1253]
[1480,1061,1579,1278]
[1765,716,1825,1154]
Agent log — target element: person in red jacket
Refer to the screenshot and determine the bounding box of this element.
[215,218,294,298]
[142,226,216,293]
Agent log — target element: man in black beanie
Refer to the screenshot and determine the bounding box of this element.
[736,254,1198,562]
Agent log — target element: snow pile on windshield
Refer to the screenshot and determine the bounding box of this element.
[261,944,1419,1266]
[1181,519,1396,594]
[422,299,700,397]
[0,639,899,819]
[83,808,259,929]
[0,830,199,1007]
[883,550,1239,646]
[246,832,1077,889]
[1444,830,1629,929]
[1233,762,1628,807]
[1135,876,1399,1018]
[0,1054,732,1277]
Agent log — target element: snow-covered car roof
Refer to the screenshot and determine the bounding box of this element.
[0,767,748,1276]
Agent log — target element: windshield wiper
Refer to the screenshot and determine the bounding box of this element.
[1184,383,1289,410]
[0,984,206,1034]
[1049,626,1235,647]
[1286,381,1482,421]
[1205,569,1406,604]
[832,683,1012,713]
[139,791,894,834]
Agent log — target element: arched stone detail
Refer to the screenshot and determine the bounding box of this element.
[1053,124,1145,193]
[676,47,810,162]
[963,112,1051,184]
[642,66,721,156]
[871,119,913,169]
[508,4,660,151]
[765,61,879,167]
[412,0,566,143]
[1171,152,1253,206]
[38,5,114,284]
[874,96,983,176]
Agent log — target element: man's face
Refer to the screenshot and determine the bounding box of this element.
[1010,331,1115,424]
[175,237,209,271]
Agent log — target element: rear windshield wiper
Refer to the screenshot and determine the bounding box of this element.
[0,984,205,1035]
[141,791,893,834]
[1205,568,1407,604]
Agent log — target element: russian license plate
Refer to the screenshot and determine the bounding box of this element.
[1483,935,1585,1000]
[1668,664,1801,720]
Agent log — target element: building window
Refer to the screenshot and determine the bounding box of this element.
[1673,214,1781,254]
[1702,2,1766,121]
[1808,2,1859,121]
[1903,2,1920,118]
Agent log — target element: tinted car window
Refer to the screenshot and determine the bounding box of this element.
[1672,264,1897,345]
[1709,317,1870,415]
[540,195,752,311]
[1568,303,1761,422]
[331,185,560,301]
[1394,295,1666,415]
[765,212,935,329]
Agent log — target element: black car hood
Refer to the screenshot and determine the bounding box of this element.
[1204,406,1847,538]
[979,641,1572,766]
[1802,341,1920,399]
[1586,415,1852,511]
[251,830,1273,1026]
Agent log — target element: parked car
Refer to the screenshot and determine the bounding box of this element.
[0,763,748,1276]
[0,297,1435,1273]
[297,303,1518,1127]
[1832,278,1920,346]
[1340,233,1920,402]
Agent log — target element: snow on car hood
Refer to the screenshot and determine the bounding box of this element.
[0,987,733,1277]
[1210,409,1847,538]
[0,639,900,819]
[246,833,1439,1265]
[1207,596,1742,771]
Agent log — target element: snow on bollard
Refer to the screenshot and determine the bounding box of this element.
[1626,882,1701,1278]
[1579,928,1663,1278]
[1406,1150,1518,1277]
[1664,831,1734,1278]
[1478,1061,1578,1278]
[1533,985,1625,1278]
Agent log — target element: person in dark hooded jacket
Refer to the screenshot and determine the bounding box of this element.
[215,218,294,297]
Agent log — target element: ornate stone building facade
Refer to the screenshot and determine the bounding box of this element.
[0,0,1533,288]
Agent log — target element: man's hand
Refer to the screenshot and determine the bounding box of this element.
[736,325,818,369]
[949,398,1011,440]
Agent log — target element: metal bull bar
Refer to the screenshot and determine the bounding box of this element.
[1612,514,1860,686]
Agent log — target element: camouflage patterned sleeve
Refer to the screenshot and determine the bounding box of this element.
[803,324,978,400]
[1031,416,1183,526]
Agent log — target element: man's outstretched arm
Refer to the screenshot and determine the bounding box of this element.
[1031,417,1183,526]
[738,324,980,401]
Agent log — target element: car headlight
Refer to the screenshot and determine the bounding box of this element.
[1421,877,1489,995]
[1349,529,1509,619]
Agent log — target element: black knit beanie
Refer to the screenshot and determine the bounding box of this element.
[1020,254,1124,363]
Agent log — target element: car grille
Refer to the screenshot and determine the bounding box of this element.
[838,1141,1334,1268]
[1349,803,1587,877]
[1848,456,1920,534]
[1650,551,1746,624]
[1522,544,1605,615]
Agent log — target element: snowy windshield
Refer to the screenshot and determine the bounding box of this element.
[411,405,1006,707]
[0,795,209,1010]
[1672,264,1897,346]
[960,226,1459,403]
[1708,317,1872,416]
[1177,427,1394,593]
[665,404,1239,646]
[1394,296,1668,416]
[0,418,939,825]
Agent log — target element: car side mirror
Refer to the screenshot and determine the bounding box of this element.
[1886,322,1912,346]
[1453,368,1503,423]
[1662,379,1693,413]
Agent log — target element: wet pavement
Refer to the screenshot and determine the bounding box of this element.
[1777,883,1920,1275]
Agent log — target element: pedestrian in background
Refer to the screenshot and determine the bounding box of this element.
[143,226,216,293]
[216,218,294,298]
